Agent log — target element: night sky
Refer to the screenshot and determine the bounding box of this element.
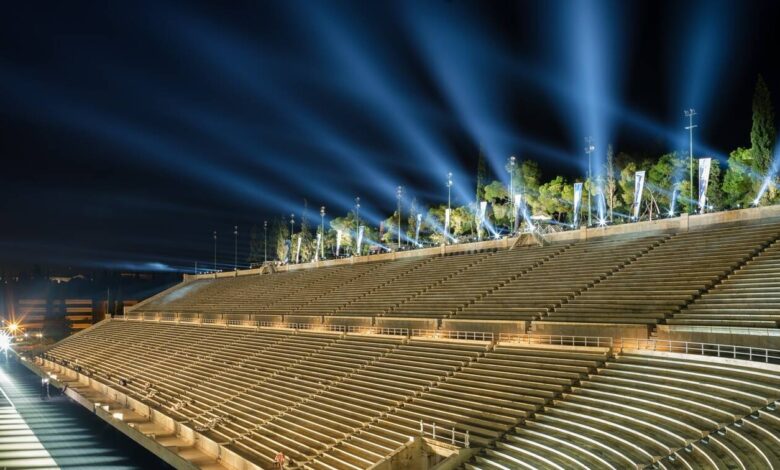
[1,0,779,272]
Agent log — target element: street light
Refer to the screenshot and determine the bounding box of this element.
[507,156,516,232]
[263,220,268,263]
[685,109,697,212]
[320,206,326,260]
[446,172,453,211]
[289,213,295,254]
[233,225,238,271]
[212,230,217,272]
[585,137,596,226]
[396,186,403,250]
[354,197,361,255]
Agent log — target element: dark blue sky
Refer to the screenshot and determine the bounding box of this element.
[1,0,779,271]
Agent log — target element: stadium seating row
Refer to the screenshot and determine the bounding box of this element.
[136,220,780,334]
[41,320,780,469]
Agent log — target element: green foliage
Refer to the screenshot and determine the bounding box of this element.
[535,176,572,221]
[751,75,776,174]
[605,145,617,221]
[723,147,758,207]
[476,149,487,203]
[618,161,638,210]
[274,217,290,262]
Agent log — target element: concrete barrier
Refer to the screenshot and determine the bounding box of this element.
[657,325,780,349]
[286,315,323,325]
[250,314,283,324]
[377,317,438,331]
[324,315,373,327]
[441,319,526,336]
[532,321,651,339]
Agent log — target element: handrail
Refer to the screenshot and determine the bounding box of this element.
[499,333,613,348]
[112,314,780,364]
[412,329,494,342]
[420,420,470,448]
[617,338,780,364]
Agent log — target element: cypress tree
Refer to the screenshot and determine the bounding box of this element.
[750,75,775,174]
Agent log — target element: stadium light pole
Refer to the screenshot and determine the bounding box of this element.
[263,220,268,263]
[213,230,217,272]
[685,109,697,212]
[507,156,516,232]
[585,137,595,226]
[320,206,326,260]
[354,197,361,255]
[233,225,238,271]
[396,186,403,250]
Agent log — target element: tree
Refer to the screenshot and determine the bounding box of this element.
[330,214,355,256]
[248,224,263,265]
[274,217,290,262]
[722,147,757,207]
[618,161,638,212]
[536,176,572,222]
[483,180,510,228]
[647,152,684,212]
[605,145,617,221]
[476,149,487,203]
[751,75,776,174]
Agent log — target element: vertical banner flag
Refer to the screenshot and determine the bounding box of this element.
[295,234,302,263]
[444,208,451,238]
[335,230,342,257]
[514,194,522,232]
[414,213,422,246]
[356,225,364,255]
[314,232,322,262]
[478,201,488,240]
[698,157,712,213]
[573,182,583,227]
[283,239,291,264]
[597,188,607,224]
[633,171,646,219]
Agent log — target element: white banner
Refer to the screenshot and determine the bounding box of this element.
[514,194,522,232]
[596,187,607,224]
[336,230,342,257]
[478,201,488,240]
[295,234,302,263]
[698,157,712,213]
[356,225,364,255]
[573,182,583,227]
[414,213,422,246]
[314,232,322,262]
[633,171,646,219]
[444,208,451,237]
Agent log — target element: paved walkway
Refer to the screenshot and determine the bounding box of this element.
[0,355,171,469]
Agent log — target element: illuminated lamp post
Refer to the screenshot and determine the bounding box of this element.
[354,197,361,255]
[212,230,217,272]
[233,225,238,271]
[685,109,697,213]
[263,220,268,263]
[320,206,326,260]
[446,172,453,240]
[289,214,295,262]
[396,186,403,250]
[585,137,595,226]
[507,156,516,232]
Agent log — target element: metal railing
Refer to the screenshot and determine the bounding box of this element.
[618,338,780,364]
[412,329,494,342]
[114,314,780,365]
[420,420,470,448]
[499,333,613,348]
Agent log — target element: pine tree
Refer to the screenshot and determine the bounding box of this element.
[750,75,776,174]
[476,148,487,203]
